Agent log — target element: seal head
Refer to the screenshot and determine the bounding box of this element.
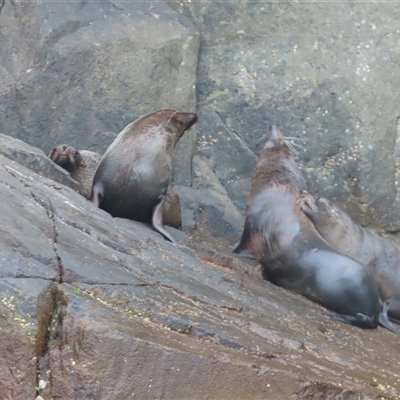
[49,145,101,198]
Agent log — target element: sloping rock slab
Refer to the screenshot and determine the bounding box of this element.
[1,149,400,399]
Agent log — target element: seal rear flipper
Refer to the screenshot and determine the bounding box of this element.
[322,312,379,329]
[378,302,400,334]
[152,196,177,244]
[232,244,257,259]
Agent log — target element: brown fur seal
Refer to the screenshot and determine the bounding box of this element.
[301,193,400,322]
[234,125,398,332]
[49,145,101,199]
[90,109,197,243]
[49,143,183,229]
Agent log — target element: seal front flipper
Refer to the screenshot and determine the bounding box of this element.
[90,181,104,208]
[152,195,177,244]
[299,191,318,215]
[322,312,379,329]
[378,301,400,334]
[233,216,258,259]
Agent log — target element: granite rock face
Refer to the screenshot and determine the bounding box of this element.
[169,1,400,236]
[1,135,400,399]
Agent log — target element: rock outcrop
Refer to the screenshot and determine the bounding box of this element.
[1,137,400,399]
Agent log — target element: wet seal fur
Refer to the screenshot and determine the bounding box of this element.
[49,144,183,229]
[90,109,197,243]
[301,193,400,323]
[49,145,101,199]
[234,125,398,333]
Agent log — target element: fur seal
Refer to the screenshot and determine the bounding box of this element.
[234,125,398,332]
[90,109,197,243]
[49,145,101,199]
[49,144,183,229]
[301,193,400,322]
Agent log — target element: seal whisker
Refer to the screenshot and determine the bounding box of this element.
[284,136,302,141]
[286,141,302,148]
[285,140,299,155]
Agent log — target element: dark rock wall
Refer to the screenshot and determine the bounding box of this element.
[0,0,199,186]
[3,0,400,237]
[168,1,400,236]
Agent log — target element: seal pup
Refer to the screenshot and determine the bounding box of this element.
[49,145,101,199]
[301,193,400,322]
[234,125,398,332]
[90,109,197,243]
[49,144,182,228]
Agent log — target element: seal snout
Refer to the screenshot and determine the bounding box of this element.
[270,124,281,139]
[181,112,198,129]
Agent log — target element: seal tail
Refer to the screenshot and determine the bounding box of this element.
[378,302,400,334]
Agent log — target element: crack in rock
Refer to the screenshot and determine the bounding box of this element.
[30,191,64,283]
[35,284,68,394]
[214,109,254,153]
[81,282,153,287]
[157,282,244,313]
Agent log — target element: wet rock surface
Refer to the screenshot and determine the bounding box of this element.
[1,139,400,399]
